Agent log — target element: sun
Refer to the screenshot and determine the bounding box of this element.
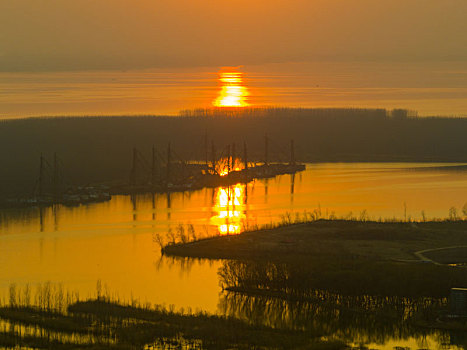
[213,69,250,107]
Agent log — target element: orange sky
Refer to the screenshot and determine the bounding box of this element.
[1,0,466,72]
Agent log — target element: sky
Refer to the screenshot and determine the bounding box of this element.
[1,0,466,72]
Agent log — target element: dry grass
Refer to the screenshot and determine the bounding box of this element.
[164,220,467,262]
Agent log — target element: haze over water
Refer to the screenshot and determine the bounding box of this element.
[1,61,467,118]
[1,1,467,348]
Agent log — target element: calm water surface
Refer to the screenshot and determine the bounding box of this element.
[1,163,466,349]
[1,62,466,117]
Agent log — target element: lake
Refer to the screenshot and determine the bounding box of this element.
[1,61,467,118]
[1,162,466,349]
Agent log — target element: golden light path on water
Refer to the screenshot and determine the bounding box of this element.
[0,163,467,350]
[212,70,249,107]
[1,62,467,118]
[211,184,246,235]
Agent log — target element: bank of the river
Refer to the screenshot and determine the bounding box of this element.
[163,220,467,262]
[164,220,467,297]
[0,298,346,350]
[163,220,467,342]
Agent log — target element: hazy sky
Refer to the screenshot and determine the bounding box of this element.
[1,0,466,72]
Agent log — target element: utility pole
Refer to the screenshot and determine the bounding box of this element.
[130,148,137,186]
[290,139,295,166]
[231,143,236,170]
[211,141,216,173]
[227,144,231,174]
[152,145,157,187]
[38,153,45,197]
[243,142,248,171]
[264,134,269,166]
[204,131,208,169]
[53,153,60,199]
[166,142,171,185]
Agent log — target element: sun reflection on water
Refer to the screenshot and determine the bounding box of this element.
[213,69,249,107]
[211,184,246,235]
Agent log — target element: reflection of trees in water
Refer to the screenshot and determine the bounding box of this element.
[217,260,455,346]
[156,256,197,275]
[157,255,218,276]
[218,291,451,346]
[219,257,467,298]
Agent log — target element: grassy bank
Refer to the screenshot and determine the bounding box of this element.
[164,220,467,298]
[163,220,467,262]
[0,297,345,350]
[163,220,467,344]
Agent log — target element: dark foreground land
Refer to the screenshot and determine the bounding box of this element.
[162,221,467,347]
[1,108,467,195]
[164,220,467,262]
[166,220,467,350]
[164,220,467,298]
[1,298,345,350]
[2,221,467,349]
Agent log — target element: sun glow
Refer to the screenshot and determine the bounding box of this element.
[213,69,249,107]
[211,184,246,235]
[218,168,229,177]
[216,156,244,177]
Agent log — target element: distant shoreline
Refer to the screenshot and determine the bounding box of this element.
[1,108,466,196]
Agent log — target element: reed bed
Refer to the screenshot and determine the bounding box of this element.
[0,283,342,349]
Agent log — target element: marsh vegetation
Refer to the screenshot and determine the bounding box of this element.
[0,283,346,349]
[164,220,467,337]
